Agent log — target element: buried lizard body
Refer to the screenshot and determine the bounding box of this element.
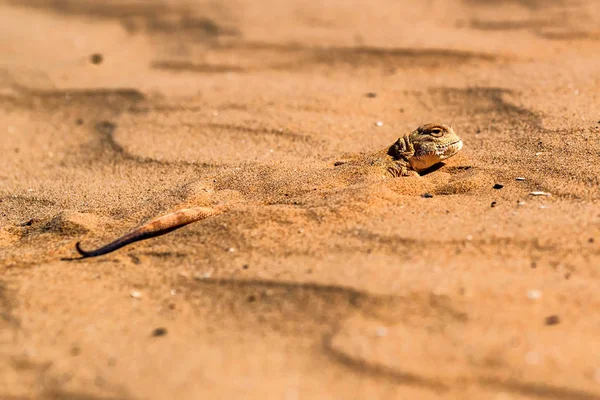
[75,123,462,258]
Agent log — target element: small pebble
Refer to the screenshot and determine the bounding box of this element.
[527,289,542,300]
[170,289,176,296]
[517,200,526,206]
[90,53,103,64]
[422,193,433,198]
[535,152,545,156]
[242,264,249,270]
[529,191,551,196]
[70,346,81,356]
[515,177,526,181]
[375,326,388,337]
[491,201,497,208]
[525,351,541,365]
[130,291,142,299]
[589,238,595,243]
[365,92,377,98]
[194,270,213,280]
[493,183,504,189]
[466,235,473,241]
[545,315,560,326]
[152,327,168,337]
[228,247,236,253]
[375,121,384,127]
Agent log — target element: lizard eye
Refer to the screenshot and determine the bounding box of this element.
[429,128,443,137]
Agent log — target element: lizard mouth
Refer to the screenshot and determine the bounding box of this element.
[409,139,463,171]
[435,140,463,158]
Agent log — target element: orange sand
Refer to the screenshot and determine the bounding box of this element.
[1,0,600,398]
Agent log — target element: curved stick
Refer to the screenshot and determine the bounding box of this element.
[75,207,220,258]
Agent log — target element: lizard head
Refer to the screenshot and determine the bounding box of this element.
[389,123,463,172]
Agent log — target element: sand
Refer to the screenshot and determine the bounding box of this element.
[1,0,600,398]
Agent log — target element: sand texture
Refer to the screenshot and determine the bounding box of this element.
[1,0,600,398]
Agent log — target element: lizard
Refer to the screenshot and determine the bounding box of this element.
[75,123,462,258]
